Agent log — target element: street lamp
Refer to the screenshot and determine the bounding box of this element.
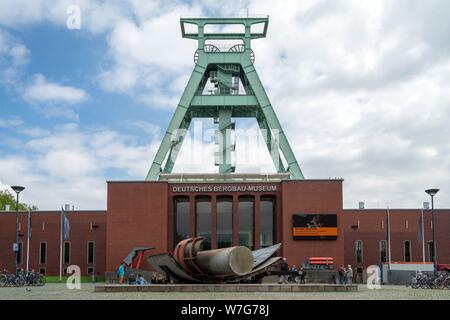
[425,188,439,274]
[11,185,25,274]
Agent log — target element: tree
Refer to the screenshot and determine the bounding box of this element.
[0,190,38,211]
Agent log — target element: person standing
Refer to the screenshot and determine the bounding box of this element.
[117,261,126,284]
[289,265,298,284]
[346,265,353,284]
[338,265,346,284]
[279,258,289,284]
[299,267,306,284]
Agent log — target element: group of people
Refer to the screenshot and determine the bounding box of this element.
[279,259,354,285]
[337,264,353,284]
[279,258,307,284]
[116,261,147,285]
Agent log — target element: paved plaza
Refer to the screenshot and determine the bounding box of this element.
[0,283,449,300]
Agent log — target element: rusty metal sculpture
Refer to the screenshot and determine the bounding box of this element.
[148,237,281,283]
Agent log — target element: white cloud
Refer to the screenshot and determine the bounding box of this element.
[23,74,88,105]
[0,28,30,84]
[18,126,50,138]
[9,43,29,66]
[0,0,127,34]
[0,117,24,128]
[0,122,160,209]
[243,0,450,208]
[126,120,161,138]
[97,4,201,109]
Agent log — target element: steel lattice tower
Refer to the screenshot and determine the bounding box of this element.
[146,17,304,181]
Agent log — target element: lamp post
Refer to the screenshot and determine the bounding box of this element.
[11,185,25,273]
[425,188,439,274]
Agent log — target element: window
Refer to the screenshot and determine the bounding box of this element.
[39,242,47,264]
[217,196,232,248]
[174,197,190,245]
[87,241,95,264]
[428,241,435,262]
[404,240,411,262]
[238,196,254,250]
[16,242,23,265]
[380,240,387,263]
[39,268,46,275]
[355,240,363,265]
[260,196,276,248]
[195,196,212,250]
[63,242,71,264]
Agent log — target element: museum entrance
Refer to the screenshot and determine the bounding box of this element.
[173,194,277,251]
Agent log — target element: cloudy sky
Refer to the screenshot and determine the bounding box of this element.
[0,0,449,210]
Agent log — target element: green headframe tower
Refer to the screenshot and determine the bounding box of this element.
[146,16,304,181]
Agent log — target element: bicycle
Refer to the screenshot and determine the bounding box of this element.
[0,271,25,287]
[411,271,450,290]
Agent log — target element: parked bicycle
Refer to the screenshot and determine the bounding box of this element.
[19,270,46,286]
[0,270,45,287]
[0,270,24,287]
[411,271,450,289]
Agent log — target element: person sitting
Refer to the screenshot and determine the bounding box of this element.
[136,274,147,285]
[128,272,136,285]
[289,265,298,283]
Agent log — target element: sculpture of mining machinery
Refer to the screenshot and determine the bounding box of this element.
[148,237,281,283]
[145,16,304,181]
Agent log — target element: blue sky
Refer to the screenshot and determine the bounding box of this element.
[1,23,168,143]
[1,0,449,210]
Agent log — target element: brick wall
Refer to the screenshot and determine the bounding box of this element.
[0,211,106,275]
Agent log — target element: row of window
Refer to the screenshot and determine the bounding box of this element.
[17,222,100,232]
[354,240,436,265]
[36,267,96,276]
[16,241,96,265]
[175,195,276,250]
[356,219,434,230]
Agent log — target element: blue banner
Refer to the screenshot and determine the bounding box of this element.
[28,209,32,239]
[61,207,70,240]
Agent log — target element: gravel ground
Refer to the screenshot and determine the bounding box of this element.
[0,284,449,300]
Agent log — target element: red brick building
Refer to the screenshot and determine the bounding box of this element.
[0,176,448,278]
[0,211,106,276]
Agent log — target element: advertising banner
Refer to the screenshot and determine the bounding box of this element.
[292,214,338,240]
